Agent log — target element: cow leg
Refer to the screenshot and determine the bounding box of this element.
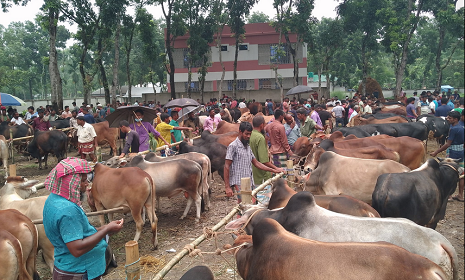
[180,196,194,220]
[202,169,210,211]
[144,202,158,249]
[38,155,43,170]
[37,225,54,272]
[194,195,201,222]
[94,201,107,227]
[44,153,49,169]
[156,197,161,212]
[0,238,20,280]
[130,208,144,242]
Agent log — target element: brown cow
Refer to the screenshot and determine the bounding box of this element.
[69,121,118,156]
[229,218,446,280]
[267,179,380,217]
[351,114,408,126]
[238,112,274,124]
[0,209,39,280]
[0,230,27,280]
[194,130,238,147]
[305,151,410,204]
[213,121,239,135]
[90,164,158,249]
[304,139,400,172]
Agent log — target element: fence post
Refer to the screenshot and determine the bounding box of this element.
[9,129,14,164]
[96,146,102,162]
[9,164,16,177]
[241,177,252,204]
[125,240,140,280]
[286,160,294,189]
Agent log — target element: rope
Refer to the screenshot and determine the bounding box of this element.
[125,258,141,280]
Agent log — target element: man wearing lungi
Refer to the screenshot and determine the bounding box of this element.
[76,116,98,162]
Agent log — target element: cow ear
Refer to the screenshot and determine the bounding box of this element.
[437,157,444,162]
[225,216,246,230]
[119,160,128,167]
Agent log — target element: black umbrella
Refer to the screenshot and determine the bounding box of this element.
[286,85,314,96]
[163,98,200,109]
[178,105,205,123]
[105,105,158,128]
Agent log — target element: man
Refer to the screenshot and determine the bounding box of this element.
[363,99,373,114]
[81,107,96,124]
[25,106,38,120]
[447,97,455,110]
[430,110,464,202]
[10,111,25,126]
[435,97,452,117]
[265,109,295,168]
[130,109,168,152]
[452,90,460,101]
[43,158,123,280]
[76,116,98,162]
[309,104,323,127]
[32,110,51,131]
[119,120,140,158]
[72,101,79,112]
[170,110,183,144]
[297,108,323,138]
[105,104,115,116]
[348,105,361,123]
[331,101,345,127]
[69,110,79,129]
[220,109,232,123]
[316,104,333,130]
[413,92,420,108]
[266,99,274,116]
[224,122,283,202]
[249,115,277,185]
[419,94,432,115]
[48,109,58,121]
[184,111,200,139]
[87,104,94,114]
[61,106,72,119]
[428,96,436,115]
[203,108,220,132]
[284,113,301,149]
[238,99,247,109]
[406,97,418,120]
[155,113,191,150]
[221,103,232,121]
[282,97,290,113]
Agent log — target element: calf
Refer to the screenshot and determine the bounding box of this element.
[229,218,446,280]
[268,179,380,217]
[226,192,457,280]
[26,130,67,169]
[91,163,158,248]
[304,151,411,204]
[373,158,460,229]
[0,209,39,280]
[0,135,8,177]
[0,177,54,271]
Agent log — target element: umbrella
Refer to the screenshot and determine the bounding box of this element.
[286,85,313,96]
[178,105,205,123]
[441,85,454,92]
[105,105,158,128]
[0,93,27,106]
[163,98,199,109]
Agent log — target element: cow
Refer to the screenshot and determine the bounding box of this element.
[417,114,450,146]
[0,176,54,271]
[90,163,158,249]
[26,130,67,169]
[247,102,263,115]
[179,140,227,180]
[293,137,313,157]
[267,179,380,217]
[226,192,457,280]
[361,113,409,120]
[238,112,274,124]
[0,209,39,280]
[180,266,215,280]
[228,218,446,280]
[49,119,71,129]
[334,122,428,141]
[69,121,118,156]
[105,155,206,222]
[193,130,238,147]
[0,230,29,280]
[213,121,239,134]
[372,158,461,229]
[304,151,410,203]
[1,123,34,152]
[0,135,8,177]
[229,107,242,123]
[350,114,408,126]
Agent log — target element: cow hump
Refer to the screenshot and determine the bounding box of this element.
[283,191,317,213]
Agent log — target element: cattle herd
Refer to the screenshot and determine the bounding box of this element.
[0,100,462,280]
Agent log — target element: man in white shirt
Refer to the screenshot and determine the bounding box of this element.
[349,105,361,122]
[363,99,373,114]
[331,101,345,127]
[238,100,247,108]
[76,116,98,162]
[25,106,38,120]
[428,96,436,114]
[10,112,26,126]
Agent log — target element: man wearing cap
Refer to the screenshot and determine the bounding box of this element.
[119,120,139,158]
[43,157,124,280]
[76,116,98,162]
[32,110,51,131]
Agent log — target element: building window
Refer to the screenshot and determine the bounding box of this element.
[185,81,200,92]
[270,44,290,64]
[239,44,248,51]
[259,78,276,89]
[221,45,228,51]
[227,79,247,91]
[183,48,203,68]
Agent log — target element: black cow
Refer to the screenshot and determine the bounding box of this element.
[229,108,242,123]
[178,141,227,180]
[26,130,67,169]
[49,119,71,129]
[362,113,410,122]
[372,158,460,229]
[417,114,449,146]
[180,266,215,280]
[334,122,427,140]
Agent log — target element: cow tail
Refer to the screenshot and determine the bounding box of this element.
[442,242,458,280]
[146,176,156,216]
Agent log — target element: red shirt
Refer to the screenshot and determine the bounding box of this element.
[32,117,50,131]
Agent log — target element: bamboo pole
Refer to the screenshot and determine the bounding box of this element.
[9,127,74,143]
[9,164,16,177]
[125,241,140,280]
[137,135,201,156]
[10,129,14,164]
[286,160,294,189]
[151,172,284,280]
[32,206,128,224]
[241,177,252,204]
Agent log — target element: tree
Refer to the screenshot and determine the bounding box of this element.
[247,11,270,23]
[227,0,258,99]
[211,0,228,101]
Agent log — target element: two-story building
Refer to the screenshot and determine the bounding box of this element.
[160,22,308,103]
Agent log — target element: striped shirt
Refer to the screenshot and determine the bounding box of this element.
[226,137,255,187]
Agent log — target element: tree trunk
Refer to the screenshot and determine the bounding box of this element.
[187,55,192,98]
[233,34,239,99]
[317,67,322,101]
[48,8,63,110]
[434,27,445,92]
[284,33,298,86]
[166,23,176,100]
[111,21,120,108]
[126,44,132,104]
[28,78,33,100]
[96,37,110,105]
[326,73,330,98]
[217,26,225,101]
[361,41,367,95]
[79,47,92,105]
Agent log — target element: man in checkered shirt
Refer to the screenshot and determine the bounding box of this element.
[224,122,284,203]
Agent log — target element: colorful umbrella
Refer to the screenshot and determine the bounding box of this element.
[0,92,27,106]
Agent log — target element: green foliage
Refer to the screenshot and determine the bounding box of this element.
[247,11,270,23]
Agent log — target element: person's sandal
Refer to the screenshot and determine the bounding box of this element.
[452,195,464,202]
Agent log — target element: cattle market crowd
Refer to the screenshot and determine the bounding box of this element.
[0,89,464,280]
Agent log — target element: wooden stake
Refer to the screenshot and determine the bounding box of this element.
[96,146,102,162]
[9,164,16,177]
[241,177,252,204]
[10,130,14,164]
[125,240,140,280]
[286,160,294,189]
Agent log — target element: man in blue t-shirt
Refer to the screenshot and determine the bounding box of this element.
[435,97,452,117]
[431,110,464,202]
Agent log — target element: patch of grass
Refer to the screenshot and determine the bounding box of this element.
[19,164,38,169]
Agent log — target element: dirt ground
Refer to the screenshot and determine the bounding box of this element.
[3,142,463,280]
